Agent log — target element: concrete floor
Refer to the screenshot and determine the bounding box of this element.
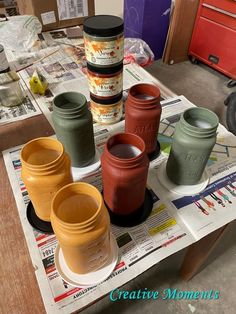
[148,60,236,128]
[83,61,236,314]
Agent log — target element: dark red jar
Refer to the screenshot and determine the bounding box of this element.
[101,133,149,216]
[125,83,161,155]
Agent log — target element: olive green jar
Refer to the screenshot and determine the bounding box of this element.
[166,107,219,185]
[52,92,95,168]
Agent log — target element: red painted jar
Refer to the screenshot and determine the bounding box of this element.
[87,62,123,98]
[125,83,161,154]
[101,133,149,215]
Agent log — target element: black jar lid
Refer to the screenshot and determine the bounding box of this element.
[87,62,123,74]
[90,92,123,105]
[83,15,124,37]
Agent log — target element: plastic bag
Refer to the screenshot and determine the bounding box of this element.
[0,15,42,51]
[124,38,155,67]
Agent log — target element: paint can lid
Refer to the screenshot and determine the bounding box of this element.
[83,15,124,37]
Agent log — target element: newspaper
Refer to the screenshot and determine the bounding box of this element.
[3,95,236,313]
[148,96,236,240]
[0,80,41,125]
[7,28,175,127]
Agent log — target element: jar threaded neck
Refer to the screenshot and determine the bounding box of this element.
[104,133,147,168]
[53,92,88,119]
[20,137,68,175]
[51,183,105,233]
[179,107,219,138]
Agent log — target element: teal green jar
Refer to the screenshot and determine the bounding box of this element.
[52,92,95,167]
[166,107,219,185]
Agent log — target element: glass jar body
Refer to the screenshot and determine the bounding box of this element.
[101,133,149,215]
[52,106,95,168]
[21,138,73,221]
[166,108,218,185]
[125,84,161,154]
[51,183,111,274]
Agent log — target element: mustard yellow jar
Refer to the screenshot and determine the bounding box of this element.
[20,137,72,221]
[51,182,111,274]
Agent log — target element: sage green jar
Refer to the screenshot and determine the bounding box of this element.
[52,92,95,167]
[166,107,219,185]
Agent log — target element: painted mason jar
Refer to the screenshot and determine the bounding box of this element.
[52,92,95,168]
[83,15,124,67]
[101,133,149,215]
[125,83,161,155]
[51,182,111,274]
[166,107,219,185]
[21,137,72,221]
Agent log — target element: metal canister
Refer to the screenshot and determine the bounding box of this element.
[0,44,10,73]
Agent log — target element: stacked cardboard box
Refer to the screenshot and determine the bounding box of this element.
[17,0,94,31]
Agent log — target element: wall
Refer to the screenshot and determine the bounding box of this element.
[94,0,123,17]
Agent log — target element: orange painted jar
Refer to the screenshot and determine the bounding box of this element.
[51,182,111,274]
[21,137,72,222]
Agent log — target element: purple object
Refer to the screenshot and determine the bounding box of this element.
[124,0,172,60]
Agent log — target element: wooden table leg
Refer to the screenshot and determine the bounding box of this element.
[180,224,229,281]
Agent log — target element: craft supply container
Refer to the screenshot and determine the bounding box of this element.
[83,15,124,67]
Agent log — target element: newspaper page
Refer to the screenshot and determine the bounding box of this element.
[3,102,194,312]
[0,80,42,125]
[148,96,236,240]
[6,28,175,130]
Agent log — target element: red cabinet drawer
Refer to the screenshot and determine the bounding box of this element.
[203,0,236,14]
[189,17,236,78]
[202,6,236,30]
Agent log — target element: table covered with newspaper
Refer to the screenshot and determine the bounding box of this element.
[3,93,236,313]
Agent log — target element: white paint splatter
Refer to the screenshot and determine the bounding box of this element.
[162,8,171,16]
[188,304,196,313]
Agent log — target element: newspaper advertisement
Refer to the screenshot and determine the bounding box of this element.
[0,80,42,125]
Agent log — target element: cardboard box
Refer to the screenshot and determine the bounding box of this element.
[17,0,95,31]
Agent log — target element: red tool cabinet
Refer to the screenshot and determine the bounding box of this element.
[189,0,236,79]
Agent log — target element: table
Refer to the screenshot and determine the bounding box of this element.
[1,105,233,314]
[0,114,53,314]
[1,70,235,313]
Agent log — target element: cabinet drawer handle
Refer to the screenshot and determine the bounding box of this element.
[202,3,236,19]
